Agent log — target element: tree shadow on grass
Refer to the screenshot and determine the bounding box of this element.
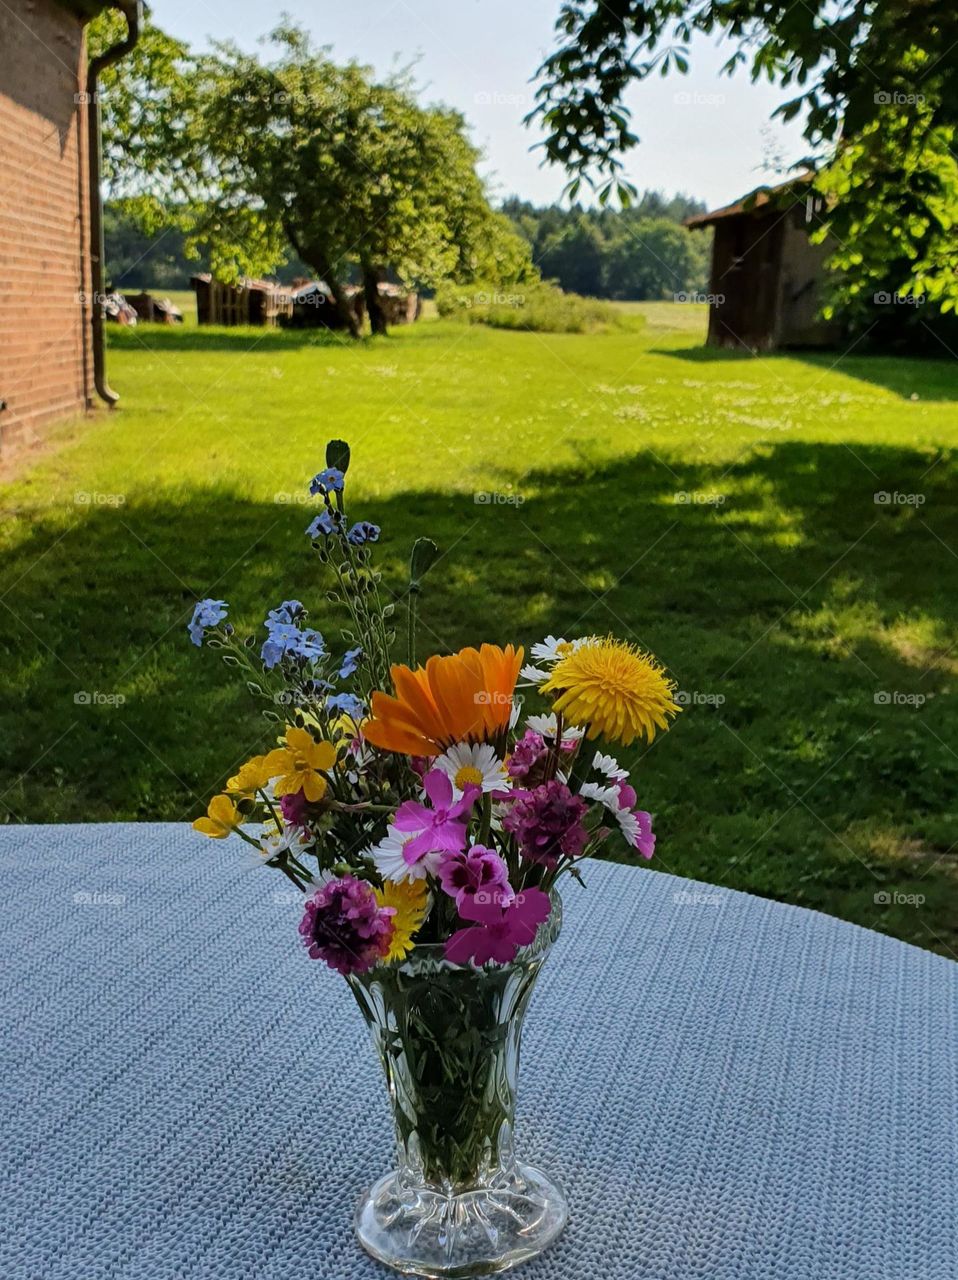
[1,442,956,954]
[107,322,450,356]
[653,341,958,402]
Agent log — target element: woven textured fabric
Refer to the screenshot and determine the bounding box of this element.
[1,823,955,1280]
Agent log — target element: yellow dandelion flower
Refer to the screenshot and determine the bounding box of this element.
[376,879,429,962]
[540,636,680,747]
[193,793,242,839]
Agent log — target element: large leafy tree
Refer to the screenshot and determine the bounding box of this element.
[531,1,958,316]
[93,16,533,335]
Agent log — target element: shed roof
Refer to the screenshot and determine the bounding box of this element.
[684,173,814,228]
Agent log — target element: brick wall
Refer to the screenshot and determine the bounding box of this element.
[0,0,94,457]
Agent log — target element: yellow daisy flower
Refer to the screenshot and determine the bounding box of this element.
[541,636,680,746]
[225,754,274,795]
[193,794,242,839]
[376,879,429,962]
[263,726,337,802]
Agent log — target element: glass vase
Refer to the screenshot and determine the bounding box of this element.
[347,894,567,1277]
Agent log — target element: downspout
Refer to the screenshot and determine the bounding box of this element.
[86,0,142,406]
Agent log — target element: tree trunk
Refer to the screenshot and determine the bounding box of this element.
[285,225,361,338]
[363,263,389,336]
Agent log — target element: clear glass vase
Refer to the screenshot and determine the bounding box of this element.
[347,894,568,1277]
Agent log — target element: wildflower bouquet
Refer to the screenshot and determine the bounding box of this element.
[189,440,679,1276]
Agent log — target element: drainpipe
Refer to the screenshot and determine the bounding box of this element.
[86,0,142,407]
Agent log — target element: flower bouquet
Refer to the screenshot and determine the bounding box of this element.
[190,441,679,1277]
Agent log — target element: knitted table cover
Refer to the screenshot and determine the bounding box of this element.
[1,823,955,1279]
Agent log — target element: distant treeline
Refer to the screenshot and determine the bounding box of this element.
[501,194,712,301]
[104,190,712,302]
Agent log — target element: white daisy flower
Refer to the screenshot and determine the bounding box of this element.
[260,826,313,862]
[617,808,642,845]
[579,781,620,808]
[368,825,438,883]
[519,663,552,685]
[593,751,628,781]
[530,635,590,664]
[435,741,509,798]
[525,712,585,742]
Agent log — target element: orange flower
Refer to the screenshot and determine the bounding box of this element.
[363,644,523,756]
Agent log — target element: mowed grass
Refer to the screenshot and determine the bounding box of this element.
[2,303,956,956]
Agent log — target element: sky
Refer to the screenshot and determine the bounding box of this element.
[148,0,810,211]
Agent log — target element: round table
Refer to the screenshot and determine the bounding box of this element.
[2,823,955,1279]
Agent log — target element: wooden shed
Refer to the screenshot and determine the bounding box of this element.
[685,177,841,351]
[190,274,293,327]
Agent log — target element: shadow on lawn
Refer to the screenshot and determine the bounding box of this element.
[108,322,451,356]
[654,341,958,402]
[2,442,956,953]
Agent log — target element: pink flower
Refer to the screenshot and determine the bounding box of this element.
[392,769,480,872]
[615,782,655,859]
[299,876,395,975]
[502,779,589,867]
[444,888,552,966]
[507,730,546,778]
[438,843,512,908]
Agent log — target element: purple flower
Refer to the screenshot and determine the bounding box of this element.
[187,598,228,647]
[392,769,480,871]
[299,876,394,975]
[445,887,552,966]
[438,843,512,908]
[309,467,345,496]
[306,510,338,539]
[502,779,588,868]
[507,729,546,779]
[347,521,380,547]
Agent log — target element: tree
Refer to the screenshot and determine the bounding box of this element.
[530,1,958,315]
[94,17,533,335]
[602,218,709,300]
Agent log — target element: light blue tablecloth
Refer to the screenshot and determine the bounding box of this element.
[1,823,955,1279]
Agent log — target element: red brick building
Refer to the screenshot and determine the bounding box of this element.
[0,0,137,457]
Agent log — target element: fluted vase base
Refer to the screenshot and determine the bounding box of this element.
[355,1160,568,1278]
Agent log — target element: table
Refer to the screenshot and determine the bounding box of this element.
[1,823,955,1279]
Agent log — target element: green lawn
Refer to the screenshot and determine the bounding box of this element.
[2,303,956,956]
